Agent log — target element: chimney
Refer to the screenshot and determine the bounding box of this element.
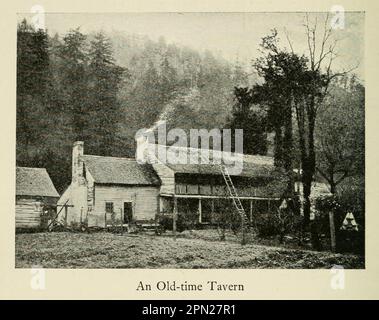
[135,129,156,164]
[72,141,84,183]
[136,133,148,164]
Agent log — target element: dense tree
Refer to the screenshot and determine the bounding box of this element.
[57,28,88,140]
[229,87,268,155]
[251,31,304,194]
[86,32,125,155]
[17,20,258,192]
[253,15,349,229]
[17,19,50,159]
[315,76,365,194]
[159,55,179,103]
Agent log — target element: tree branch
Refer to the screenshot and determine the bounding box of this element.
[283,27,294,53]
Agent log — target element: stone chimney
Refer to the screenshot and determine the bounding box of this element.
[72,141,84,183]
[136,133,148,164]
[135,129,156,164]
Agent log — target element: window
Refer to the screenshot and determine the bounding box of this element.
[105,202,114,213]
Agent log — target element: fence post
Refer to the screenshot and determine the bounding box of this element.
[120,208,123,234]
[64,205,68,227]
[241,214,246,245]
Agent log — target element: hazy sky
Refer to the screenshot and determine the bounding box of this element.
[19,12,364,79]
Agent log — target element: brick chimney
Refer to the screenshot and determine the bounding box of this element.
[72,141,84,183]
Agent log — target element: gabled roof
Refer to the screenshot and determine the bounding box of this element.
[16,167,59,198]
[146,143,280,178]
[144,144,287,198]
[82,155,161,186]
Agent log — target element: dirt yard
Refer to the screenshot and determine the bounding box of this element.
[15,230,364,269]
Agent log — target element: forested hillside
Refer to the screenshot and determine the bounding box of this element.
[16,18,364,208]
[16,20,257,193]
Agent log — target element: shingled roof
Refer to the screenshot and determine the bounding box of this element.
[146,143,279,178]
[82,155,161,186]
[16,167,59,197]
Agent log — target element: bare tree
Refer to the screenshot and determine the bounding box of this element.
[294,13,357,225]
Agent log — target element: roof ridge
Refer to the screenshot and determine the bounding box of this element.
[17,166,47,170]
[82,154,136,161]
[151,143,274,160]
[81,154,160,186]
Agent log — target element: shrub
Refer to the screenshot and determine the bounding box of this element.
[180,210,200,230]
[211,199,242,240]
[254,207,302,241]
[314,188,364,255]
[337,176,365,228]
[157,214,187,232]
[254,213,280,237]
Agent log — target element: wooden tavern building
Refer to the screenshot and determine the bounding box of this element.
[58,139,288,228]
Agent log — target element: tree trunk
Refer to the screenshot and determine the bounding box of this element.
[302,164,312,227]
[283,103,294,195]
[303,102,317,228]
[274,125,283,167]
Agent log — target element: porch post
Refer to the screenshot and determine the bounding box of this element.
[211,199,215,223]
[159,196,163,214]
[250,199,253,223]
[173,195,177,240]
[198,198,202,223]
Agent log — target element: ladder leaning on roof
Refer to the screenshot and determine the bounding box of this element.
[218,164,251,243]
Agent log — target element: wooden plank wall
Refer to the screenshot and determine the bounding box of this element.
[16,198,41,228]
[91,185,160,226]
[152,162,175,194]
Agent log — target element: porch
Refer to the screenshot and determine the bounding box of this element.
[159,194,281,225]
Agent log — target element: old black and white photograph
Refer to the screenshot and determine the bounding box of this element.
[15,11,365,269]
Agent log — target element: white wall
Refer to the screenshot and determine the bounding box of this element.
[89,185,160,227]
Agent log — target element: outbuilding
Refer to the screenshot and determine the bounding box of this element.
[16,167,59,230]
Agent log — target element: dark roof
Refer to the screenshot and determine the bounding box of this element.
[16,167,59,197]
[150,144,279,178]
[82,155,161,186]
[146,144,288,198]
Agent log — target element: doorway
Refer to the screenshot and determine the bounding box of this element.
[123,202,133,223]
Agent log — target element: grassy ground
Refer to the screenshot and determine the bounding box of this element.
[15,230,364,269]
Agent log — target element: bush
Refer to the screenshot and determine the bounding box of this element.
[337,176,365,228]
[157,214,187,232]
[314,189,364,255]
[254,213,280,237]
[211,198,243,240]
[254,207,302,241]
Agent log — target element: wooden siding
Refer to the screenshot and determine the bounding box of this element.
[152,161,175,194]
[90,185,159,227]
[16,198,42,228]
[174,173,285,199]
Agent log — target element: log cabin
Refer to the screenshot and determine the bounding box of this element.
[58,140,288,228]
[16,167,59,230]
